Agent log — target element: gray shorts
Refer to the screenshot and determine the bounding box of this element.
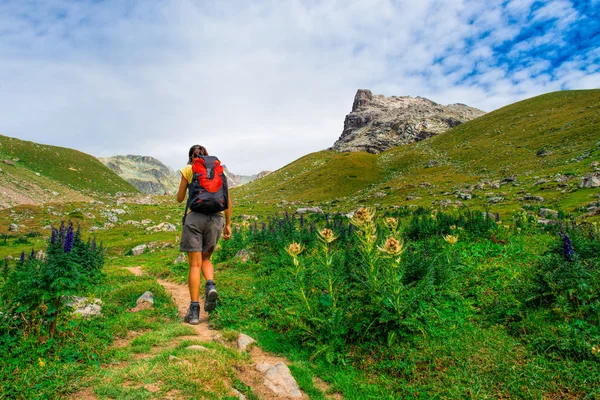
[180,212,224,253]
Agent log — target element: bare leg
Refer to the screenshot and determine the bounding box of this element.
[188,252,202,302]
[201,251,214,281]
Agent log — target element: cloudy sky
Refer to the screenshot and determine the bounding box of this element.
[0,0,598,174]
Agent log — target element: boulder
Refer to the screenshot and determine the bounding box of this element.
[186,345,209,352]
[137,291,154,305]
[8,223,18,232]
[108,215,118,223]
[237,333,256,352]
[131,244,147,256]
[488,197,504,204]
[259,362,302,398]
[579,173,600,188]
[524,195,545,202]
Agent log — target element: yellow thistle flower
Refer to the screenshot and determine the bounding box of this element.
[241,221,250,228]
[378,237,405,256]
[318,228,338,243]
[285,242,303,257]
[450,225,456,230]
[38,358,46,367]
[383,217,398,230]
[352,207,375,226]
[444,235,459,245]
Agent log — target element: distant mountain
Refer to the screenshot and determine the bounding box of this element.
[331,89,485,153]
[98,155,180,195]
[0,134,137,209]
[100,155,272,194]
[235,89,600,215]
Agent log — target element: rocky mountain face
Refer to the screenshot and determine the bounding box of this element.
[99,155,180,195]
[100,155,272,195]
[331,89,486,153]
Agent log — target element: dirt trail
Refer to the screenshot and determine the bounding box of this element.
[125,266,322,400]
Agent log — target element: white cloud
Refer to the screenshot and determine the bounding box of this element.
[0,0,598,174]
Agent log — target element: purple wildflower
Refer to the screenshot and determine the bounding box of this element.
[560,233,574,261]
[64,225,74,253]
[261,222,266,231]
[50,226,58,244]
[30,248,35,259]
[91,236,96,252]
[300,213,304,228]
[19,251,25,262]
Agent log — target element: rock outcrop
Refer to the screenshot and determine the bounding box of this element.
[99,155,180,195]
[223,166,272,188]
[331,89,485,153]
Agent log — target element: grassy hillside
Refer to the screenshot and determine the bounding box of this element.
[234,89,600,215]
[0,134,138,208]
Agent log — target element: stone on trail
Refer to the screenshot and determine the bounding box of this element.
[137,291,154,305]
[186,345,210,352]
[231,388,247,400]
[237,333,256,352]
[131,244,147,256]
[262,362,302,398]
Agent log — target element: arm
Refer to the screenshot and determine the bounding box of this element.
[223,190,232,240]
[176,175,188,203]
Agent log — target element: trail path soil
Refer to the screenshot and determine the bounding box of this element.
[125,266,322,400]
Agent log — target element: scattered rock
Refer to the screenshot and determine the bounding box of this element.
[112,208,126,215]
[174,253,187,264]
[579,173,600,188]
[371,191,386,198]
[534,179,549,186]
[420,182,432,188]
[35,250,46,261]
[131,244,147,256]
[237,333,256,352]
[8,223,18,232]
[524,195,545,202]
[125,220,140,225]
[555,174,569,183]
[457,193,472,200]
[67,296,103,317]
[537,218,557,226]
[489,180,501,189]
[488,197,504,204]
[3,160,14,165]
[103,222,115,229]
[234,249,253,263]
[212,334,227,345]
[591,161,599,168]
[539,208,559,219]
[89,226,100,231]
[295,207,323,214]
[141,219,152,225]
[262,362,302,398]
[137,291,154,305]
[146,222,177,232]
[501,175,517,184]
[425,160,440,168]
[240,214,258,221]
[35,172,40,176]
[231,388,247,400]
[108,215,119,223]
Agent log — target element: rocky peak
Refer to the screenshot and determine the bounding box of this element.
[331,89,486,153]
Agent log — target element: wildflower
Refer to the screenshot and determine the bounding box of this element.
[384,217,398,231]
[19,251,25,262]
[318,228,338,243]
[592,345,599,356]
[351,207,374,226]
[38,358,46,367]
[430,213,437,220]
[504,225,510,230]
[450,225,456,230]
[285,242,303,257]
[64,224,74,253]
[378,237,405,256]
[444,235,459,245]
[517,228,522,233]
[559,233,574,261]
[241,221,250,229]
[50,226,58,244]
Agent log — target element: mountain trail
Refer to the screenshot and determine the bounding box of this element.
[124,265,323,400]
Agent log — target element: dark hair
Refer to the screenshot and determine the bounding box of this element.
[188,145,208,164]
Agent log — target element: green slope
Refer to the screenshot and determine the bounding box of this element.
[234,89,600,214]
[0,134,138,208]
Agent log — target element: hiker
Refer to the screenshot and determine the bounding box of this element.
[176,144,232,325]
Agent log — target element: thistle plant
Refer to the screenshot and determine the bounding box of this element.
[351,207,380,287]
[317,228,339,307]
[285,242,311,315]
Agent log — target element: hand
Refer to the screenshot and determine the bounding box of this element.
[223,224,232,241]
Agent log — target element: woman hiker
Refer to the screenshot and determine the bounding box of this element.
[176,144,232,325]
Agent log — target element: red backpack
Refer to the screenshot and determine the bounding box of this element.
[185,156,229,215]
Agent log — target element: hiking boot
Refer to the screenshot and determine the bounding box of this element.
[184,302,200,325]
[204,280,218,312]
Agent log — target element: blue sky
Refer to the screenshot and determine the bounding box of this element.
[0,0,598,174]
